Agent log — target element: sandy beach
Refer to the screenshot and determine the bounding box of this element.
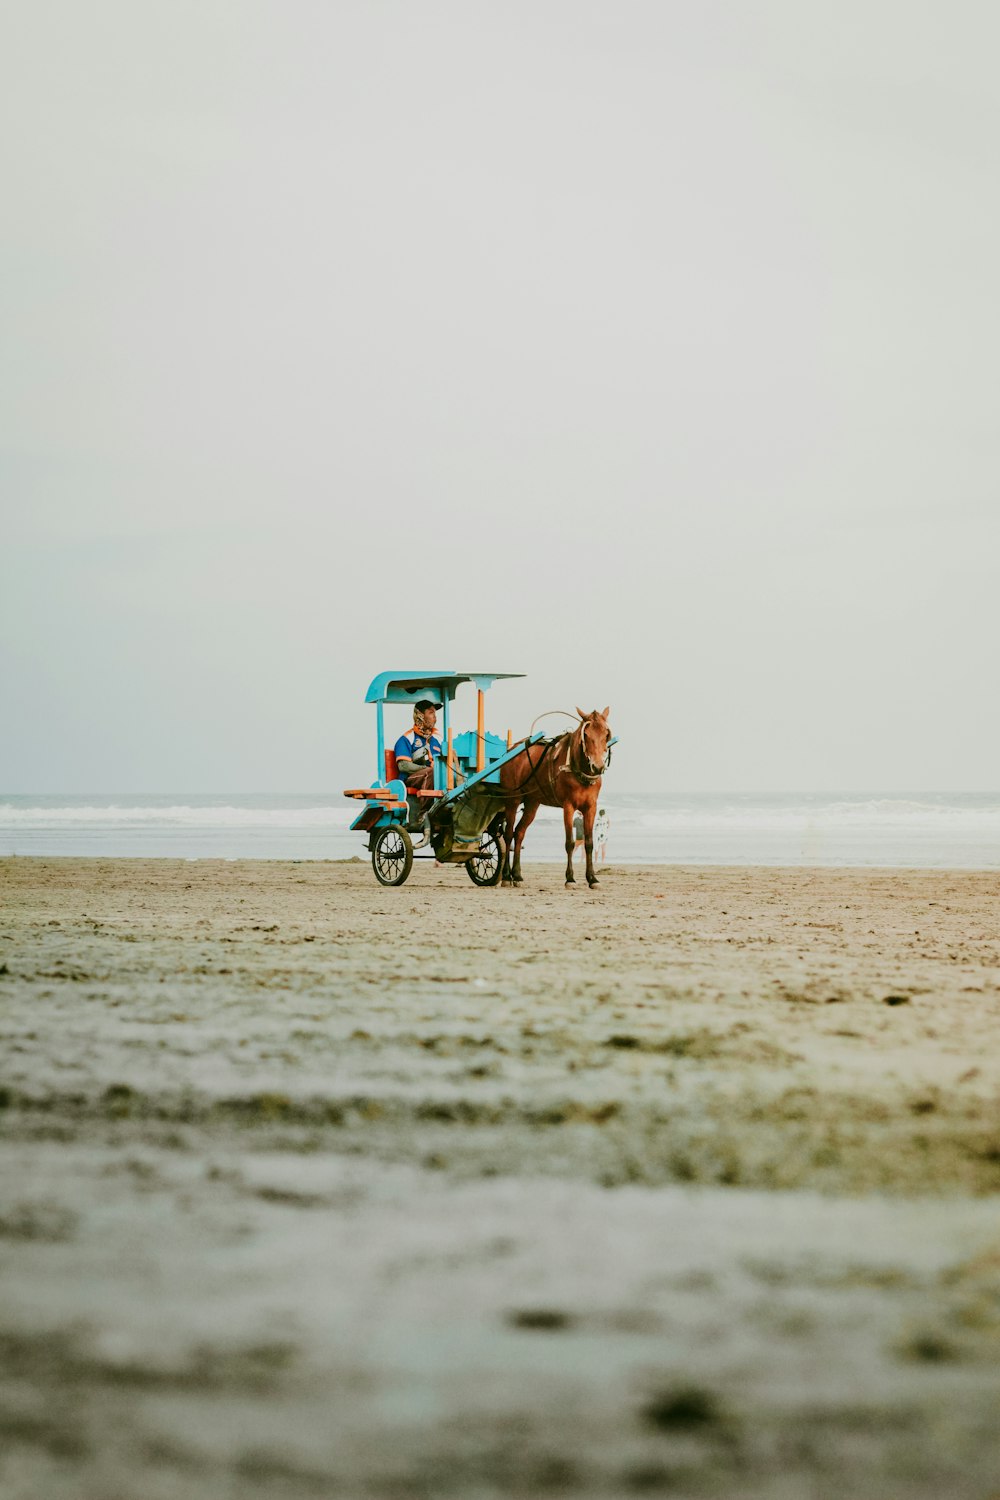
[2,856,1000,1498]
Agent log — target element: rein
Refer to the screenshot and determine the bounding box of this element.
[504,721,610,799]
[502,737,562,800]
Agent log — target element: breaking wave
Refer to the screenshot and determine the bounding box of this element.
[1,793,997,865]
[0,802,353,828]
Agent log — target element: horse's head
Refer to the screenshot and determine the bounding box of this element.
[575,706,612,775]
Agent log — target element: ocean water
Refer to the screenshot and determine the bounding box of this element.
[1,793,998,868]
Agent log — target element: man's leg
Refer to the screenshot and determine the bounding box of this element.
[405,766,434,829]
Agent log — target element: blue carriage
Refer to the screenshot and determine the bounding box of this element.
[343,671,548,887]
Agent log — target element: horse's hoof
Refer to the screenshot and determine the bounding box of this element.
[588,880,599,889]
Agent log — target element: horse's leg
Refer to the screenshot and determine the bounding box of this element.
[502,800,519,884]
[582,797,599,887]
[512,799,540,884]
[563,802,576,885]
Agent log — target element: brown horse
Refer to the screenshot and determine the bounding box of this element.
[499,707,612,888]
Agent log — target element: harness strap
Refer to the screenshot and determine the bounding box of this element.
[501,722,611,800]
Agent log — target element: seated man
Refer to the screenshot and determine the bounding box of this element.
[394,699,443,825]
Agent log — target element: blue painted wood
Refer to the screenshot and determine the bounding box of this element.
[439,733,547,805]
[349,778,408,833]
[364,670,524,704]
[376,702,385,785]
[452,730,507,773]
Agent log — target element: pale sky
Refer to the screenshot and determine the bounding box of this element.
[2,1,998,793]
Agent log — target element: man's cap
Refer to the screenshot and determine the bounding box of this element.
[415,699,441,711]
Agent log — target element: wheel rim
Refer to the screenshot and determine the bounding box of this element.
[469,833,500,882]
[375,829,408,881]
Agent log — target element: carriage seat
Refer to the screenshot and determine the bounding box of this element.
[386,746,442,798]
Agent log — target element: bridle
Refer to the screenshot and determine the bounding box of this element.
[564,718,612,784]
[504,718,611,798]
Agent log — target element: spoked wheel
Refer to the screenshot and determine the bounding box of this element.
[466,830,504,886]
[372,825,414,887]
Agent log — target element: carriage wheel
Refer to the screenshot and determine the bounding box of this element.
[466,831,503,887]
[372,826,413,887]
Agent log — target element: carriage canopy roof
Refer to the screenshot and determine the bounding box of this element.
[364,671,524,705]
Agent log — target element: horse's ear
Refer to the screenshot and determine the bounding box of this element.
[576,706,586,720]
[601,705,610,720]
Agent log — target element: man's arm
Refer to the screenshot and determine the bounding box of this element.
[394,734,419,780]
[396,733,437,780]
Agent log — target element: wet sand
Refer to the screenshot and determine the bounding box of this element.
[2,857,1000,1498]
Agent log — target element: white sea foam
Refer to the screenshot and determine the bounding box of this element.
[0,803,353,828]
[635,800,1000,831]
[0,794,997,866]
